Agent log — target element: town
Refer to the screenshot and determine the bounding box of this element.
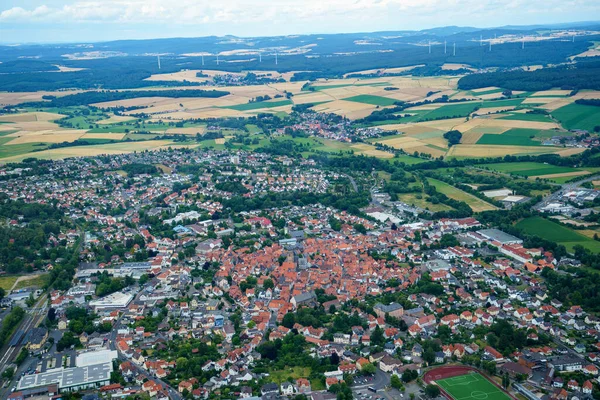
[0,144,599,400]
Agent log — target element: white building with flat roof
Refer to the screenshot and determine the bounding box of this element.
[89,291,133,311]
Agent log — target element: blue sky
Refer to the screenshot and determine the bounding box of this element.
[1,0,599,44]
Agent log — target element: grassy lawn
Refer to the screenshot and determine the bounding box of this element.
[427,178,497,212]
[268,366,311,385]
[516,216,600,253]
[0,276,19,291]
[14,274,49,290]
[436,373,512,400]
[343,94,398,106]
[552,103,600,132]
[397,193,454,212]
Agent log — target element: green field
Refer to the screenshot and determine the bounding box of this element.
[476,128,560,146]
[436,372,512,400]
[225,99,292,111]
[421,103,480,120]
[498,112,553,122]
[516,216,600,253]
[552,103,600,132]
[481,162,582,177]
[427,178,497,212]
[344,94,398,106]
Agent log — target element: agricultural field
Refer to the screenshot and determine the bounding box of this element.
[436,373,512,400]
[480,162,594,182]
[343,94,398,106]
[476,128,559,146]
[516,216,600,253]
[552,102,600,132]
[427,178,497,212]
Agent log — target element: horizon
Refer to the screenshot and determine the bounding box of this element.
[1,0,600,44]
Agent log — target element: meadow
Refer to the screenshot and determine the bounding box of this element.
[427,178,497,212]
[516,216,600,253]
[552,103,600,132]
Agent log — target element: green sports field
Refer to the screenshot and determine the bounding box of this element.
[436,372,512,400]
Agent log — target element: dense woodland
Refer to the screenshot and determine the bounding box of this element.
[458,59,600,91]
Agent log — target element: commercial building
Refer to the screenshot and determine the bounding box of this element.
[89,291,133,311]
[477,229,523,245]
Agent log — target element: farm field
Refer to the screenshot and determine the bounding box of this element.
[427,178,497,212]
[516,216,600,253]
[343,94,398,106]
[552,103,600,132]
[397,193,454,212]
[475,128,559,146]
[436,372,512,400]
[480,162,583,177]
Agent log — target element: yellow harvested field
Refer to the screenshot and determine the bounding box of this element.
[342,65,424,77]
[350,144,394,158]
[460,130,484,144]
[414,118,466,131]
[531,90,571,97]
[96,115,137,124]
[214,138,226,144]
[377,136,424,149]
[406,104,445,111]
[441,63,475,71]
[475,106,516,115]
[540,98,575,111]
[529,171,591,179]
[402,125,444,135]
[0,112,64,123]
[411,145,446,157]
[165,127,206,135]
[293,92,336,104]
[447,144,560,158]
[82,133,126,140]
[94,97,172,109]
[312,100,377,119]
[456,118,559,131]
[0,90,83,106]
[0,140,175,163]
[554,148,586,157]
[471,87,500,93]
[5,129,87,144]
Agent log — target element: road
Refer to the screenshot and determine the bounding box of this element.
[0,294,47,398]
[108,285,182,400]
[533,173,600,210]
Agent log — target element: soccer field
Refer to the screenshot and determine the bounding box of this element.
[436,373,512,400]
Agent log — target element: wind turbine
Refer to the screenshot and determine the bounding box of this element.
[275,51,278,65]
[453,42,456,56]
[259,51,262,63]
[157,55,161,70]
[444,40,447,54]
[428,40,431,54]
[216,54,220,66]
[522,38,525,50]
[480,34,483,46]
[489,40,492,52]
[202,54,205,66]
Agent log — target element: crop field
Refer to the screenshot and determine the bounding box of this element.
[436,372,512,400]
[552,103,600,132]
[397,193,454,212]
[475,128,558,146]
[427,178,497,212]
[517,216,600,253]
[480,162,585,177]
[498,112,553,122]
[225,99,293,111]
[343,94,398,106]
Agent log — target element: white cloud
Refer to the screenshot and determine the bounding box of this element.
[1,0,599,29]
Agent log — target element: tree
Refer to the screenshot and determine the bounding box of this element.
[391,374,403,389]
[361,363,376,375]
[2,367,14,380]
[425,384,441,398]
[371,325,385,347]
[443,130,462,146]
[330,352,340,365]
[263,278,274,290]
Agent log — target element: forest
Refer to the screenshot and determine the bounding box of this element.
[458,59,600,91]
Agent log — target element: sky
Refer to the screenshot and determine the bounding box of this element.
[1,0,599,44]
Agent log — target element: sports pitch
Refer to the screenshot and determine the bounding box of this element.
[436,372,512,400]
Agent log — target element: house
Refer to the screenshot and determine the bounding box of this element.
[550,355,583,372]
[374,302,404,318]
[281,382,296,395]
[484,346,504,362]
[582,380,593,394]
[261,383,279,395]
[500,362,532,379]
[379,355,402,373]
[291,291,317,309]
[296,378,311,393]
